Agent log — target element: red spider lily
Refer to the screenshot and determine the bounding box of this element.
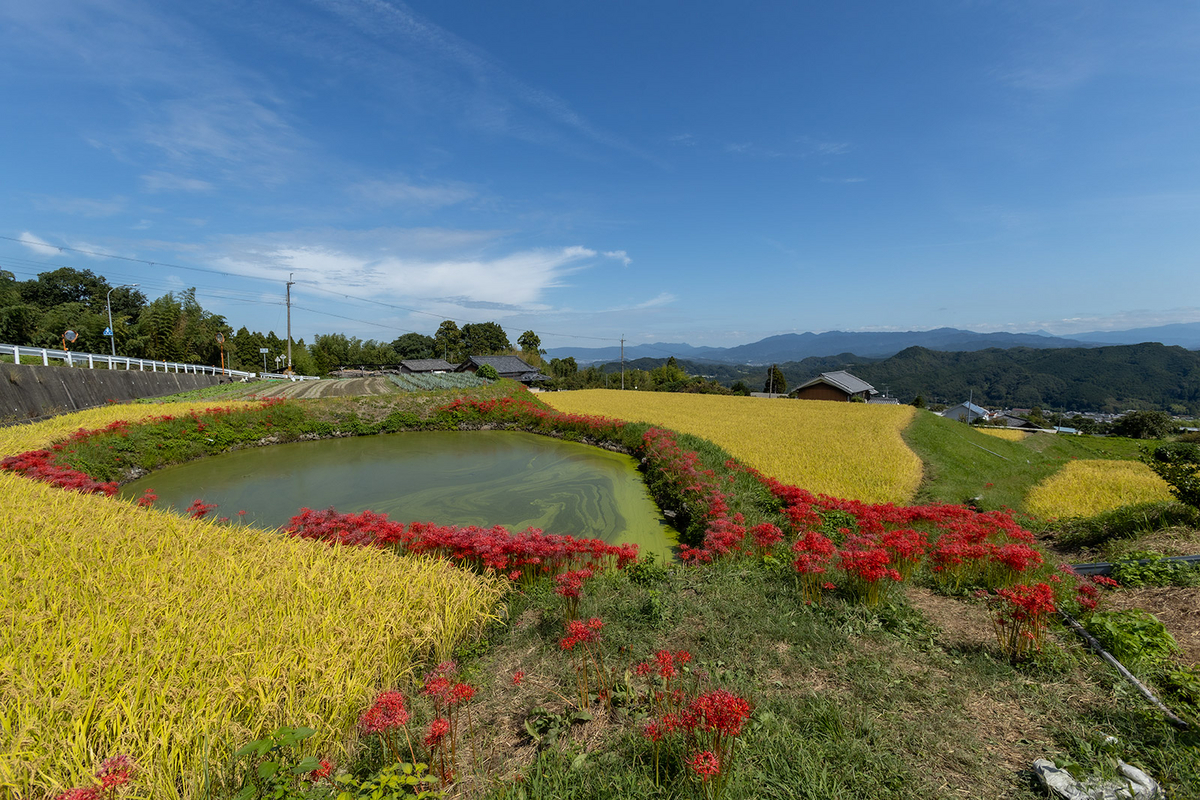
[359,690,410,734]
[689,689,751,738]
[424,718,451,747]
[511,671,525,686]
[135,489,157,508]
[54,755,135,800]
[309,759,334,781]
[185,499,218,519]
[987,582,1056,663]
[687,750,720,780]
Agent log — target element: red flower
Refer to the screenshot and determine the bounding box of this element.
[360,690,410,733]
[512,671,525,686]
[424,718,451,747]
[309,759,333,780]
[687,750,720,780]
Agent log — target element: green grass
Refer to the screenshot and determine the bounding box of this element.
[902,410,1150,516]
[475,560,1199,799]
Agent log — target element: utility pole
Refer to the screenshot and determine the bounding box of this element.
[620,336,625,390]
[285,273,295,373]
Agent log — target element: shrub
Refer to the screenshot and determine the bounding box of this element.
[476,364,500,381]
[1144,442,1200,509]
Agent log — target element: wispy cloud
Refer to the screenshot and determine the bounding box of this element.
[819,177,866,184]
[350,178,477,209]
[141,172,215,193]
[603,250,631,267]
[32,195,128,217]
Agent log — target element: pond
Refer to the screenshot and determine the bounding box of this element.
[120,430,677,560]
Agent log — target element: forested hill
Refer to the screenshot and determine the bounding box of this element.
[850,344,1200,412]
[648,343,1200,413]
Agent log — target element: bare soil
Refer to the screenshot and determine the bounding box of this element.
[244,377,397,399]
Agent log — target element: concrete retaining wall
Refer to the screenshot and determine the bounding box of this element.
[0,363,223,421]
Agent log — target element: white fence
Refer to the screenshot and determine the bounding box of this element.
[258,371,320,382]
[3,342,258,379]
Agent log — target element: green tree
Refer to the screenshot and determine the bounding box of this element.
[434,320,462,361]
[391,332,437,360]
[517,330,542,356]
[912,395,925,408]
[460,322,511,355]
[763,365,787,394]
[1112,410,1175,440]
[730,380,751,396]
[549,357,578,379]
[476,363,500,380]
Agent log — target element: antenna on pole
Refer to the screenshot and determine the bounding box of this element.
[286,273,295,373]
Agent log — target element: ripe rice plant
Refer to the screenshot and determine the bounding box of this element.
[542,391,920,503]
[0,472,505,800]
[975,427,1029,441]
[0,401,262,458]
[1026,459,1174,519]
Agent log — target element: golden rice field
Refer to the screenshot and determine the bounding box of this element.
[0,401,263,457]
[542,391,921,504]
[975,427,1029,442]
[0,408,505,799]
[1025,459,1175,518]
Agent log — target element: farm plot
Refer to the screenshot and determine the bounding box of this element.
[1027,459,1174,518]
[542,390,920,504]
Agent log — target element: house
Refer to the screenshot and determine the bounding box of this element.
[455,355,550,385]
[790,370,877,402]
[399,359,456,374]
[991,413,1042,429]
[941,402,990,423]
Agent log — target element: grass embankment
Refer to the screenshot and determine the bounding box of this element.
[901,410,1161,515]
[474,561,1199,800]
[542,391,921,504]
[0,405,506,799]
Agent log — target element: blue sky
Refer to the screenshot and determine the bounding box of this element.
[2,1,1199,349]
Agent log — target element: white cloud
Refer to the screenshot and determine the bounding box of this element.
[17,231,55,255]
[603,250,631,267]
[209,231,598,307]
[819,177,866,184]
[141,171,215,193]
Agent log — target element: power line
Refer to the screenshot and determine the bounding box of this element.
[1,234,624,345]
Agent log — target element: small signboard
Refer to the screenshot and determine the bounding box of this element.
[103,327,113,337]
[259,347,269,354]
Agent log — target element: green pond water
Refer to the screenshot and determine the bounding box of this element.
[120,430,677,560]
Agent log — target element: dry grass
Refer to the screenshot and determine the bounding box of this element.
[0,406,506,799]
[1026,459,1174,518]
[542,391,920,503]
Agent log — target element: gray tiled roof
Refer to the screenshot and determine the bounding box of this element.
[794,370,876,396]
[459,355,538,375]
[400,359,456,372]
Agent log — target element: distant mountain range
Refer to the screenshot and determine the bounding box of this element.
[545,323,1200,365]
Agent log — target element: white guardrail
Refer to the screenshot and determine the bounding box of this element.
[0,342,317,380]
